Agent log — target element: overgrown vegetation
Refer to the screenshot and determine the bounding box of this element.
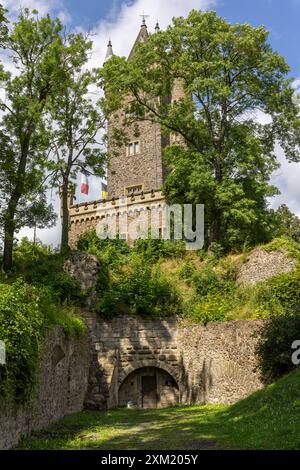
[0,239,86,404]
[256,308,300,383]
[77,232,300,381]
[78,231,300,325]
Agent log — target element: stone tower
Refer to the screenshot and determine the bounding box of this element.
[67,21,183,247]
[106,20,169,200]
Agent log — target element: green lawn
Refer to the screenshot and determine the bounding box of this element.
[19,368,300,450]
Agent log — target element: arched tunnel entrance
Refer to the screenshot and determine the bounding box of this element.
[118,367,179,409]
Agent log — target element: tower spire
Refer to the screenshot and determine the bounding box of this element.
[140,12,150,27]
[105,40,114,62]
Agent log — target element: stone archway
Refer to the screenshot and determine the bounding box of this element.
[118,366,179,409]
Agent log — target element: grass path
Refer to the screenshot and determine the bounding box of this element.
[19,406,224,450]
[19,369,300,450]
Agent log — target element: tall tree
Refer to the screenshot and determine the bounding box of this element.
[102,10,300,250]
[0,9,91,271]
[272,204,300,243]
[46,59,105,254]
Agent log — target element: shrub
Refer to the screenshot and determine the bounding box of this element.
[263,237,300,261]
[95,255,181,318]
[133,239,186,261]
[256,309,300,383]
[77,230,130,266]
[253,270,300,317]
[0,281,50,403]
[192,265,235,297]
[13,238,81,304]
[183,292,233,324]
[178,261,197,286]
[0,279,86,404]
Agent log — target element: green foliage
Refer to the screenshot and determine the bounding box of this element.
[0,279,84,405]
[181,260,237,323]
[253,269,300,317]
[95,254,181,318]
[13,238,82,304]
[77,230,130,266]
[0,238,87,404]
[184,292,234,324]
[178,261,197,286]
[256,309,300,382]
[271,205,300,243]
[0,280,46,403]
[263,236,300,260]
[46,37,106,253]
[78,230,300,326]
[133,239,186,261]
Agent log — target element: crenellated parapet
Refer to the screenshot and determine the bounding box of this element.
[69,189,166,248]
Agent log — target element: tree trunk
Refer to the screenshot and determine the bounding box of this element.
[207,159,223,250]
[209,208,221,246]
[3,196,18,272]
[61,177,70,255]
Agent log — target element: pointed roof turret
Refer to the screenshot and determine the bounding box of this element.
[105,40,114,62]
[128,19,149,60]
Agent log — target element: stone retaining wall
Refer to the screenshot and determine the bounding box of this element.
[0,327,89,450]
[1,315,265,449]
[83,313,264,410]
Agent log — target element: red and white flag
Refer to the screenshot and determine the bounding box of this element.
[81,172,89,195]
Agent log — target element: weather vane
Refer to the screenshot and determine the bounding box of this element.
[140,12,150,25]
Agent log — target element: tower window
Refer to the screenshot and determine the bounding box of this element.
[127,141,140,156]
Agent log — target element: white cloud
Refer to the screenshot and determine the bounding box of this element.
[271,144,300,217]
[1,0,69,18]
[88,0,217,70]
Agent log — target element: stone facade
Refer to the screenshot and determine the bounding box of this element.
[68,190,166,248]
[107,117,168,200]
[0,327,89,450]
[83,313,264,411]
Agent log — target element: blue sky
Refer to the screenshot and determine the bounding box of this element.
[61,0,300,80]
[4,0,299,245]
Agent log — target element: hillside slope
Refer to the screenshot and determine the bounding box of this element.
[218,367,300,449]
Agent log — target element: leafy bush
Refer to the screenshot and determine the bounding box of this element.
[178,261,197,286]
[263,236,300,260]
[0,280,46,403]
[95,255,181,318]
[183,292,233,324]
[253,270,300,317]
[0,279,86,404]
[192,264,235,297]
[133,239,186,261]
[14,238,82,304]
[256,309,300,383]
[77,230,130,266]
